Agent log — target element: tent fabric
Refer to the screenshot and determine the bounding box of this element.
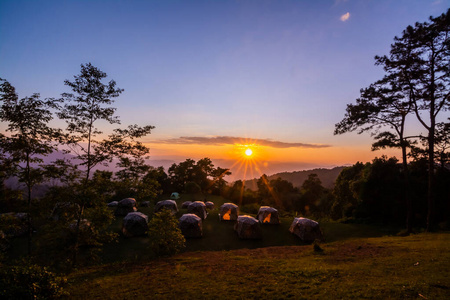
[179,214,203,238]
[122,212,149,237]
[256,206,280,224]
[219,203,239,221]
[289,217,323,243]
[205,201,215,210]
[154,200,178,215]
[107,201,118,207]
[187,201,208,220]
[234,215,262,239]
[181,201,193,209]
[170,192,180,200]
[115,198,137,216]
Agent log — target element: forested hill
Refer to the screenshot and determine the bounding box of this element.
[244,166,346,190]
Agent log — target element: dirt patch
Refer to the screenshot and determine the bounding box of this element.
[325,242,391,263]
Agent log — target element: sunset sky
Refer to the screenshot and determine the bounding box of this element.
[1,0,449,180]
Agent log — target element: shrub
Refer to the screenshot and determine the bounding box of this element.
[0,263,68,299]
[148,209,185,256]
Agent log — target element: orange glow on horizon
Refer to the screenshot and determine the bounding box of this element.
[145,141,402,170]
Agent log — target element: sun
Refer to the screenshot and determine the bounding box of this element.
[245,148,253,156]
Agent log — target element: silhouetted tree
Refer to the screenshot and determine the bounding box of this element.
[57,63,154,266]
[377,10,450,231]
[335,9,450,231]
[0,78,60,255]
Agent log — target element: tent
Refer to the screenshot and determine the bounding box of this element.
[114,198,137,216]
[170,192,180,200]
[289,217,323,243]
[219,203,239,221]
[154,200,178,215]
[122,212,149,237]
[187,201,208,220]
[234,215,262,239]
[181,201,193,209]
[256,206,280,224]
[205,201,215,210]
[179,214,203,238]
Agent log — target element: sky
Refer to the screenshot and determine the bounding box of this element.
[1,0,449,180]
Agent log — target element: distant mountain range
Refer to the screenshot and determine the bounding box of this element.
[243,166,346,191]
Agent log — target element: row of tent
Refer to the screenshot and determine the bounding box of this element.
[110,198,323,243]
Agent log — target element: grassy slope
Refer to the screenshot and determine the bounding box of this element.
[100,194,398,262]
[66,233,450,299]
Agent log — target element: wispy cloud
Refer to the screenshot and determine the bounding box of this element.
[334,0,349,6]
[151,136,331,149]
[340,12,350,22]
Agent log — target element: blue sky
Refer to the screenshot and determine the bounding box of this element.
[1,0,449,177]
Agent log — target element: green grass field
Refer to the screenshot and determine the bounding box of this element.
[66,232,450,299]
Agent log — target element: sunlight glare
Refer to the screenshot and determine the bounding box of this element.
[245,148,253,156]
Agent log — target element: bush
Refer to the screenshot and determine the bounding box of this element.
[0,263,68,299]
[148,209,185,256]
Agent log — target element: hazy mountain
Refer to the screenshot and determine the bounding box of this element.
[243,166,346,191]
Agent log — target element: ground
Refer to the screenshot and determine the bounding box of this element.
[66,232,450,299]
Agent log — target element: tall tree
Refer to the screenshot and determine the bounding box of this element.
[0,78,60,254]
[334,77,415,232]
[57,63,154,265]
[386,10,450,231]
[336,9,450,231]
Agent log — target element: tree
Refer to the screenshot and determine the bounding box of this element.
[335,9,450,231]
[147,209,185,257]
[0,78,60,255]
[167,158,222,193]
[385,11,449,231]
[210,167,231,196]
[334,77,415,231]
[57,63,154,265]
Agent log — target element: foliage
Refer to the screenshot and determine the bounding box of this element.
[335,9,450,231]
[0,263,68,299]
[0,78,61,254]
[56,63,154,266]
[168,158,231,194]
[147,209,185,257]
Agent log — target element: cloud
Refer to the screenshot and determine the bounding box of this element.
[151,136,331,149]
[334,0,349,6]
[340,12,350,22]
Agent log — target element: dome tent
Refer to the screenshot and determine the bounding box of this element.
[115,198,137,216]
[289,217,323,243]
[179,214,202,238]
[187,201,208,220]
[205,201,214,210]
[219,203,239,221]
[181,201,192,209]
[122,212,149,237]
[170,192,180,200]
[234,215,262,239]
[256,206,280,224]
[154,200,178,215]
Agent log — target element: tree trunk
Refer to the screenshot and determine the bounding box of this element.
[401,143,413,233]
[426,129,435,232]
[26,151,32,256]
